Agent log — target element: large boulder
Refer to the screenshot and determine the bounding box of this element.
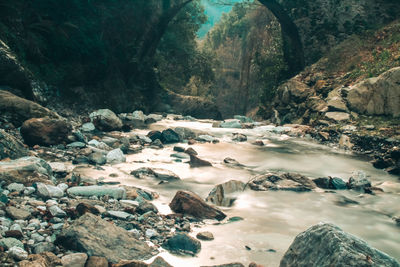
[280,223,400,267]
[0,90,59,127]
[206,180,246,207]
[0,156,53,185]
[276,80,313,105]
[0,129,29,160]
[249,173,316,192]
[55,213,153,263]
[20,117,72,146]
[89,109,123,131]
[169,190,226,221]
[345,67,400,117]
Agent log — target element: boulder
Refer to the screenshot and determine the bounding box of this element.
[169,190,226,221]
[161,129,180,144]
[276,80,312,104]
[20,117,72,146]
[89,109,123,131]
[162,233,201,255]
[346,67,400,117]
[0,129,29,161]
[147,131,163,142]
[326,88,348,112]
[0,90,59,127]
[249,173,316,192]
[189,155,212,168]
[325,112,350,122]
[131,167,180,181]
[106,148,126,164]
[0,156,53,185]
[280,223,400,267]
[67,186,126,200]
[56,213,153,263]
[61,253,88,267]
[206,180,245,207]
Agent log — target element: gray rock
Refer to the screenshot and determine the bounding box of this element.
[48,205,67,218]
[280,223,400,267]
[56,213,153,263]
[234,115,253,123]
[325,112,350,122]
[36,183,64,198]
[23,187,36,195]
[81,122,96,132]
[161,129,181,144]
[106,148,126,164]
[6,206,30,220]
[89,109,123,131]
[196,231,214,241]
[7,183,24,193]
[174,127,197,140]
[130,167,180,181]
[249,173,316,192]
[170,152,190,159]
[8,246,28,260]
[67,142,86,149]
[33,242,56,254]
[145,229,158,239]
[0,156,53,185]
[0,237,24,249]
[106,210,133,220]
[88,152,107,165]
[189,155,212,168]
[163,233,201,255]
[0,129,28,160]
[61,253,88,267]
[348,171,371,192]
[232,133,247,142]
[67,186,126,200]
[196,135,218,143]
[220,120,242,129]
[207,180,245,207]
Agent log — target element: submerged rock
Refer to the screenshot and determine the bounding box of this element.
[189,155,212,167]
[56,213,153,263]
[280,223,400,267]
[206,180,245,207]
[249,173,316,192]
[169,190,226,221]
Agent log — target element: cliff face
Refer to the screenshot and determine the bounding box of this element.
[278,0,400,64]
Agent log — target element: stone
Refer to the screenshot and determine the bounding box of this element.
[61,253,88,267]
[173,146,185,152]
[67,142,86,149]
[234,115,253,123]
[8,246,28,261]
[85,256,109,267]
[249,173,316,192]
[33,242,56,254]
[277,80,312,104]
[0,90,59,127]
[136,201,158,215]
[76,203,101,216]
[81,122,96,132]
[280,223,400,267]
[220,120,242,129]
[106,211,133,220]
[90,109,123,131]
[346,67,400,117]
[131,110,147,127]
[170,152,190,159]
[201,264,245,267]
[189,155,212,167]
[49,162,68,175]
[20,117,72,146]
[339,134,353,149]
[67,186,126,200]
[196,135,218,143]
[146,114,163,123]
[184,147,198,155]
[0,237,23,249]
[48,205,67,218]
[206,180,245,207]
[147,131,163,142]
[6,206,30,220]
[36,183,64,198]
[348,171,371,192]
[162,233,201,255]
[174,127,198,140]
[55,213,153,263]
[88,152,107,165]
[106,148,126,164]
[131,167,180,181]
[325,112,350,122]
[196,231,214,241]
[169,191,226,221]
[161,129,180,144]
[330,177,347,190]
[232,133,247,142]
[0,129,28,160]
[326,88,348,112]
[7,183,24,193]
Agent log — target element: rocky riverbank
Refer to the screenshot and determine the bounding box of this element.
[0,89,400,266]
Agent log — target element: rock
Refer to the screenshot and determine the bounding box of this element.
[232,133,247,142]
[8,246,28,261]
[106,148,126,164]
[0,237,23,249]
[170,152,190,160]
[67,186,126,200]
[85,256,109,267]
[7,183,25,193]
[280,223,400,267]
[173,146,185,152]
[184,147,198,155]
[55,213,153,263]
[6,206,30,220]
[234,115,253,123]
[162,233,201,255]
[169,191,226,221]
[196,231,214,241]
[61,253,88,267]
[249,173,316,192]
[161,129,180,144]
[223,158,244,168]
[174,127,198,140]
[48,205,67,218]
[252,140,264,146]
[131,110,147,128]
[146,114,163,123]
[81,122,96,132]
[346,67,400,117]
[147,131,162,142]
[348,171,371,192]
[90,109,123,131]
[5,230,23,239]
[106,211,133,220]
[339,134,353,149]
[19,252,60,267]
[33,242,56,254]
[76,203,101,216]
[325,112,350,122]
[196,135,218,143]
[220,120,242,129]
[88,152,107,165]
[131,167,180,181]
[136,201,158,215]
[36,183,64,199]
[189,155,212,167]
[326,88,348,112]
[206,180,245,207]
[0,129,28,160]
[277,80,312,104]
[20,117,72,146]
[330,177,347,190]
[201,264,245,267]
[0,90,59,127]
[67,142,86,149]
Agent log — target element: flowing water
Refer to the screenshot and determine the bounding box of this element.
[79,118,400,267]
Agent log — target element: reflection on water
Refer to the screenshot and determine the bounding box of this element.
[79,119,400,266]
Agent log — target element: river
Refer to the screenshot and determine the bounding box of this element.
[77,117,400,266]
